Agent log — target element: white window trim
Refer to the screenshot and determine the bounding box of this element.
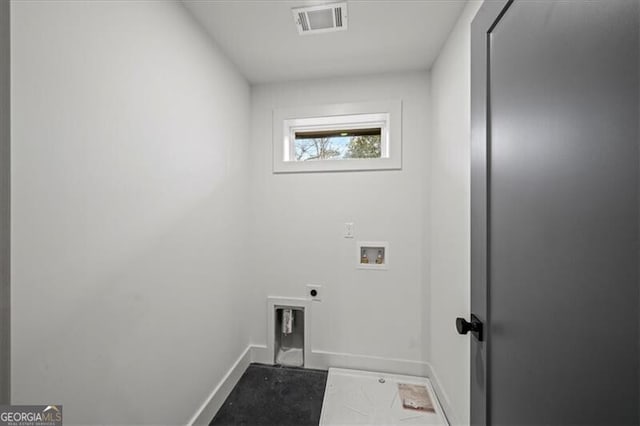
[273,100,402,173]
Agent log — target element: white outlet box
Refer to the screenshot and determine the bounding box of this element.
[357,241,389,270]
[307,284,322,301]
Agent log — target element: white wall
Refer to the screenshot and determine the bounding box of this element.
[11,1,251,424]
[428,1,482,425]
[248,72,430,364]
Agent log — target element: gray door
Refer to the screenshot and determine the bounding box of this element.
[470,1,640,424]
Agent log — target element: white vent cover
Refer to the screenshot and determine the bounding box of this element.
[292,2,348,35]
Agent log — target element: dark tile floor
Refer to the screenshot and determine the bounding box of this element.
[210,363,328,426]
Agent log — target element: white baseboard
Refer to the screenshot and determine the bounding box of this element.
[251,344,428,375]
[424,362,457,426]
[187,344,455,426]
[186,345,252,426]
[307,350,430,377]
[250,344,271,364]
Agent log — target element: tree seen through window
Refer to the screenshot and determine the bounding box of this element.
[294,129,381,161]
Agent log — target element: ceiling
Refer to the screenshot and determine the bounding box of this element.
[182,0,467,84]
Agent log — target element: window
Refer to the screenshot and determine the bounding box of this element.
[294,126,382,161]
[273,100,402,173]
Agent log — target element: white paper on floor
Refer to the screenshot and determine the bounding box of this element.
[319,368,449,426]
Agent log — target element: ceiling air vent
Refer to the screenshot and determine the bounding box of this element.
[292,2,348,35]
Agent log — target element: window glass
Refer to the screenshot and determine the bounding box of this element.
[294,128,381,161]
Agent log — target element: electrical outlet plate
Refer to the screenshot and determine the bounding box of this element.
[344,222,354,238]
[306,284,322,301]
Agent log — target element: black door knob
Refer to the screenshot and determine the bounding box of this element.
[455,314,484,341]
[456,317,472,334]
